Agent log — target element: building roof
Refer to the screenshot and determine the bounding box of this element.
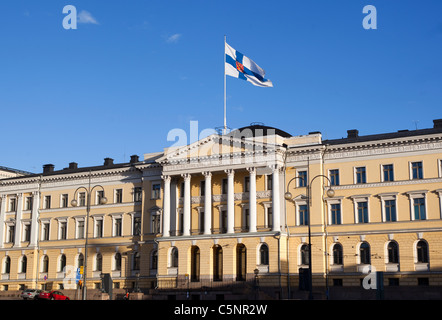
[229,123,292,138]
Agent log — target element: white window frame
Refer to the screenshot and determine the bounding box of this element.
[40,219,51,241]
[296,167,308,187]
[111,213,123,237]
[74,217,85,239]
[293,194,308,226]
[129,212,142,236]
[21,220,31,242]
[354,166,367,184]
[57,218,68,240]
[350,195,371,224]
[406,190,428,221]
[409,161,424,180]
[114,189,123,204]
[92,215,104,238]
[325,197,344,225]
[378,192,398,222]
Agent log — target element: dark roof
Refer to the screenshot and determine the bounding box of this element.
[0,166,34,176]
[324,119,442,145]
[229,123,292,138]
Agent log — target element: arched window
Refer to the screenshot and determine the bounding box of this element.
[259,244,269,265]
[236,244,247,281]
[151,250,158,270]
[20,255,27,273]
[417,240,429,263]
[114,252,122,271]
[191,246,200,282]
[387,241,399,264]
[95,253,102,272]
[42,255,49,273]
[133,252,140,271]
[360,242,371,265]
[300,244,309,265]
[59,254,66,272]
[332,243,343,265]
[170,247,178,268]
[4,256,11,274]
[213,245,223,281]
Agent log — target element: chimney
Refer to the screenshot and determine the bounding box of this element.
[43,164,55,173]
[103,158,114,166]
[347,129,359,139]
[433,119,442,129]
[69,162,78,170]
[130,155,139,164]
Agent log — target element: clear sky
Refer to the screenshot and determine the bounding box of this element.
[1,0,442,173]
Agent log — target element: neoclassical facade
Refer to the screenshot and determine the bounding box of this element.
[1,120,442,299]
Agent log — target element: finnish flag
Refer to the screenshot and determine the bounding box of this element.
[225,42,273,88]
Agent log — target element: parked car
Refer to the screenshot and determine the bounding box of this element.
[21,289,42,300]
[38,290,70,300]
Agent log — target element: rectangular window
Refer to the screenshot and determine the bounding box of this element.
[115,189,123,203]
[414,198,426,220]
[266,175,273,190]
[331,204,341,225]
[411,162,423,180]
[330,170,340,186]
[79,192,86,206]
[96,190,104,205]
[383,164,394,182]
[23,224,31,242]
[77,221,84,239]
[267,207,273,228]
[25,197,33,211]
[151,214,161,234]
[42,222,50,241]
[114,218,122,236]
[222,179,228,195]
[9,198,16,212]
[220,210,227,233]
[357,201,369,223]
[298,171,308,187]
[134,187,142,202]
[385,200,397,222]
[299,204,308,226]
[95,219,103,238]
[200,180,205,196]
[133,216,141,236]
[244,176,250,193]
[8,225,15,243]
[44,196,51,209]
[355,167,366,184]
[61,194,68,208]
[151,184,160,200]
[59,222,67,240]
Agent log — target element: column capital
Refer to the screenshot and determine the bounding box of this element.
[181,173,191,181]
[161,175,171,183]
[246,167,256,174]
[202,171,212,178]
[32,191,40,197]
[269,164,284,173]
[224,169,234,177]
[16,193,23,199]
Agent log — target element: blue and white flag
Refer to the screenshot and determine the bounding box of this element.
[225,42,273,87]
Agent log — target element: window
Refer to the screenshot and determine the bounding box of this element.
[44,196,51,209]
[236,244,247,281]
[59,221,67,240]
[95,219,103,238]
[331,203,341,225]
[7,225,15,243]
[411,161,423,180]
[133,216,141,236]
[4,256,11,274]
[180,182,185,197]
[134,187,142,202]
[244,176,250,192]
[95,253,102,272]
[25,197,33,211]
[170,247,178,268]
[298,204,308,226]
[385,199,397,222]
[355,167,366,184]
[266,175,272,190]
[416,240,429,263]
[77,254,84,268]
[383,164,394,182]
[151,211,161,234]
[115,189,123,203]
[96,190,104,205]
[9,197,16,212]
[23,223,31,242]
[42,222,50,241]
[199,209,205,233]
[359,242,371,265]
[220,210,227,233]
[414,198,426,220]
[42,255,49,273]
[114,253,122,271]
[357,202,369,223]
[79,192,86,206]
[259,244,269,265]
[151,250,158,271]
[298,171,307,187]
[330,169,340,186]
[20,256,27,274]
[133,252,140,271]
[242,208,249,231]
[114,217,122,236]
[61,194,68,208]
[200,180,205,196]
[266,207,273,228]
[300,244,309,265]
[59,254,66,272]
[190,246,200,282]
[213,245,223,281]
[333,244,343,265]
[387,241,399,264]
[221,179,228,195]
[76,220,84,239]
[151,184,160,200]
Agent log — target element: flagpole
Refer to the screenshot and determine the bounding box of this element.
[223,35,227,135]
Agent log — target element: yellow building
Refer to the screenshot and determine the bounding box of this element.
[1,119,442,300]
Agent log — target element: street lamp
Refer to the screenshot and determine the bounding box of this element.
[284,174,334,300]
[71,176,107,300]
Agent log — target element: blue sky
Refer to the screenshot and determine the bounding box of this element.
[1,0,442,173]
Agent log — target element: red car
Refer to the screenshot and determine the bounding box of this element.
[38,290,70,300]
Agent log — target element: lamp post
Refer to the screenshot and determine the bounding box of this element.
[284,174,334,300]
[71,172,107,300]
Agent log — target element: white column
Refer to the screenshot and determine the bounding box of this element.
[14,193,23,247]
[203,172,212,235]
[225,169,235,234]
[271,165,281,232]
[0,195,6,248]
[182,173,191,236]
[247,167,257,233]
[29,191,40,247]
[162,175,171,237]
